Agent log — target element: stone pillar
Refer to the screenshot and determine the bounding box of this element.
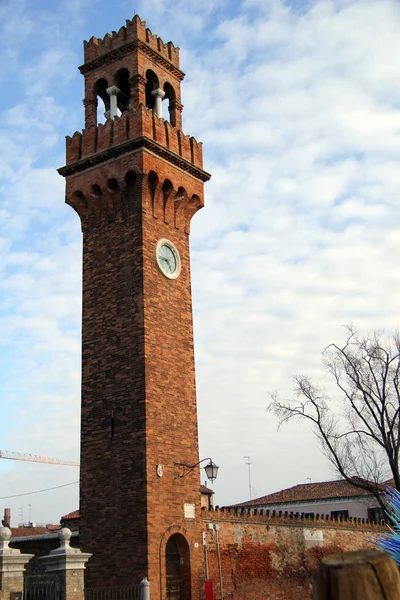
[0,527,33,600]
[106,86,120,120]
[39,528,92,600]
[151,88,165,118]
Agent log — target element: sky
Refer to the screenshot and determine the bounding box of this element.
[1,0,400,526]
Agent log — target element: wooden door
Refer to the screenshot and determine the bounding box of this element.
[166,538,181,600]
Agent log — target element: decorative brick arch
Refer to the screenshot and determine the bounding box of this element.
[159,525,193,600]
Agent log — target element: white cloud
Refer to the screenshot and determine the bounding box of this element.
[189,0,400,505]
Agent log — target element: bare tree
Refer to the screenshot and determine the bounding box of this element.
[268,325,400,510]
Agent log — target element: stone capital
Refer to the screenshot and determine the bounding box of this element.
[151,88,165,100]
[0,528,33,581]
[106,86,120,97]
[39,529,92,573]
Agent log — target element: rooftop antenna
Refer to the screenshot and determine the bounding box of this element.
[244,456,252,500]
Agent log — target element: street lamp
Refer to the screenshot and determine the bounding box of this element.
[203,459,219,483]
[175,458,219,482]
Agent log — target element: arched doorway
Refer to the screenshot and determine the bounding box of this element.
[165,534,191,600]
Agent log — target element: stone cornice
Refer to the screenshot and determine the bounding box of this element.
[79,40,185,80]
[58,136,211,182]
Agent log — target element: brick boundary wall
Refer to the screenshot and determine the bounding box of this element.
[201,507,387,600]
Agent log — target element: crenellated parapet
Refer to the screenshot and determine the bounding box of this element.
[202,506,388,531]
[60,105,208,183]
[81,15,181,76]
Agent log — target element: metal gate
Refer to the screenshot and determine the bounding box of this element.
[24,567,64,600]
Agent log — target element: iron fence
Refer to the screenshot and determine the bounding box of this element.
[85,584,143,600]
[24,568,64,600]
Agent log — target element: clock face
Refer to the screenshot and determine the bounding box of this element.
[158,244,176,274]
[155,239,181,279]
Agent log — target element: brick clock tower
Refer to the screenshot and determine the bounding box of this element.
[58,16,210,600]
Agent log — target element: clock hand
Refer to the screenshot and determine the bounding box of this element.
[161,256,172,271]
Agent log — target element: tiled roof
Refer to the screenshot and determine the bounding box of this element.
[231,478,388,508]
[200,485,214,495]
[61,510,80,521]
[46,524,61,532]
[10,526,51,537]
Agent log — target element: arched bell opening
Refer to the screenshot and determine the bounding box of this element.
[163,82,177,126]
[116,68,130,113]
[94,78,110,124]
[145,70,159,111]
[165,534,191,600]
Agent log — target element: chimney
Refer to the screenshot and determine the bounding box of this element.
[2,508,11,528]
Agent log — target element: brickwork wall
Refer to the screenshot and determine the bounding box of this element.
[202,509,387,600]
[64,569,85,600]
[67,150,205,592]
[74,162,148,587]
[141,151,204,600]
[0,575,23,595]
